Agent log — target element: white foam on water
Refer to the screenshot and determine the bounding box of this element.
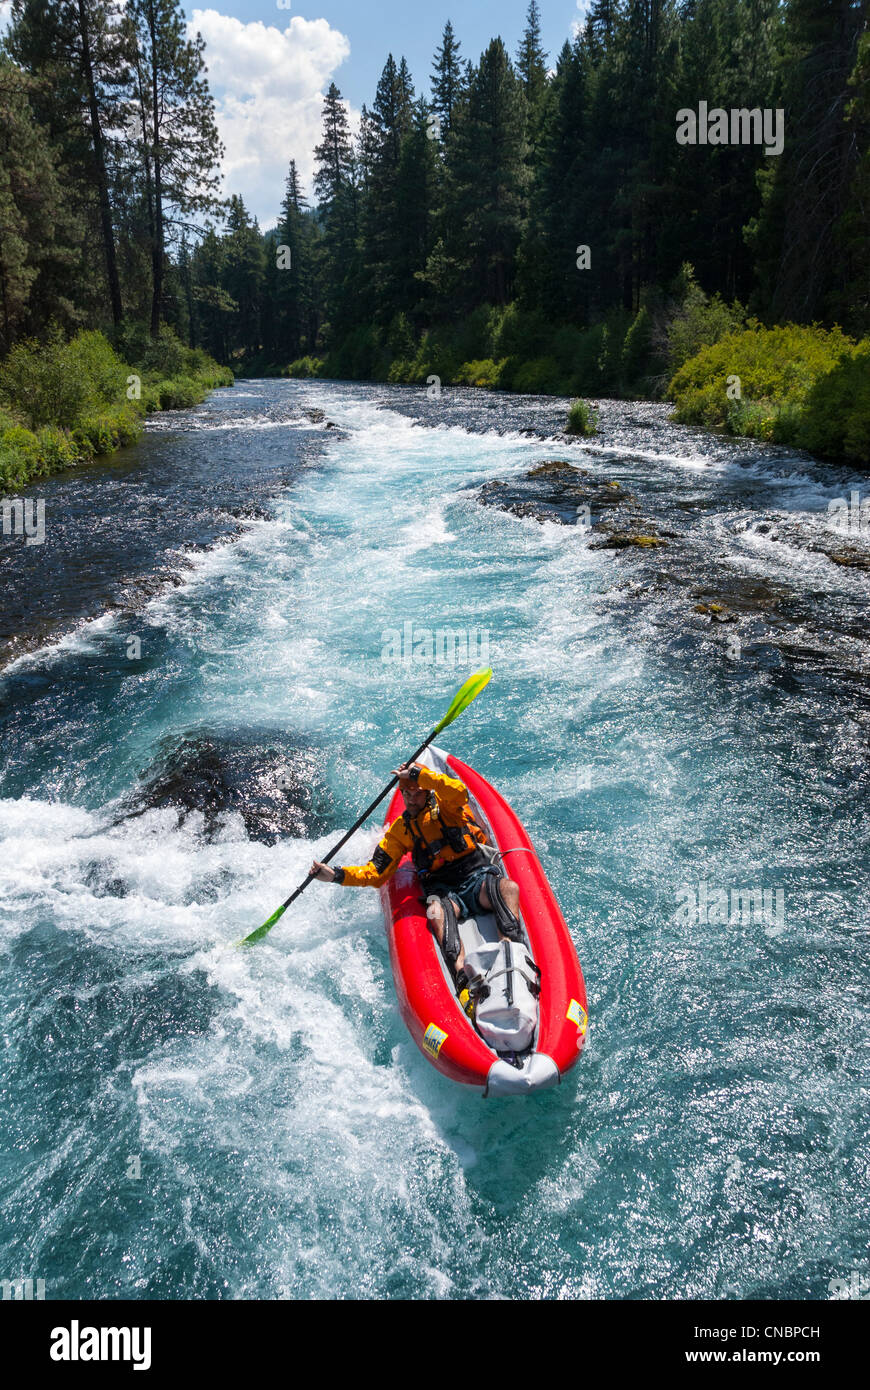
[0,610,118,678]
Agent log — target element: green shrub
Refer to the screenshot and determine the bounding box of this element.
[0,328,133,429]
[0,324,227,485]
[511,356,566,394]
[492,305,552,361]
[152,376,201,410]
[0,423,41,476]
[0,330,89,428]
[454,358,505,389]
[386,359,416,384]
[622,307,653,390]
[35,425,82,471]
[668,323,870,462]
[666,265,746,372]
[411,332,459,385]
[286,355,324,378]
[565,399,598,435]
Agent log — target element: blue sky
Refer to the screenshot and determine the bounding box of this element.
[0,1,593,226]
[198,2,591,111]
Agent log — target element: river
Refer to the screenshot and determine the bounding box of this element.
[0,379,867,1299]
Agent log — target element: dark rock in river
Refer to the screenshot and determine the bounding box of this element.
[476,460,641,527]
[689,578,790,615]
[223,502,272,523]
[589,532,669,550]
[120,732,328,843]
[809,542,870,572]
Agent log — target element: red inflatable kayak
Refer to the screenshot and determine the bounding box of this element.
[380,747,588,1096]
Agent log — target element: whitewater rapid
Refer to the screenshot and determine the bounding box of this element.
[0,380,867,1299]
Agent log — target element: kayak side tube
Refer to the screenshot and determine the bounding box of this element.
[447,753,589,1082]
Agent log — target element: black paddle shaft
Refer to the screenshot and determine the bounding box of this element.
[280,730,438,909]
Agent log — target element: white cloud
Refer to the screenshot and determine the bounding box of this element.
[571,0,595,38]
[189,9,354,226]
[0,0,13,33]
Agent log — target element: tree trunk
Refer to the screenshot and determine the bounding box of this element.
[78,0,123,325]
[149,7,163,338]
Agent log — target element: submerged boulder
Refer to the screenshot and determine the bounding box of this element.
[121,732,328,843]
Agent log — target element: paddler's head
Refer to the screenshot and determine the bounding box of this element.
[397,762,428,816]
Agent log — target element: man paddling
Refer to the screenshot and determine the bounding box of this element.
[311,761,524,1004]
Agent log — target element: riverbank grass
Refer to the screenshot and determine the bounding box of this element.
[0,328,233,489]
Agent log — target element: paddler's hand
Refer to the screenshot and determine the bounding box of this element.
[310,861,336,882]
[393,762,421,788]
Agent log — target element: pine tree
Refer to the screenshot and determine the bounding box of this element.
[393,99,439,324]
[516,0,549,129]
[313,81,358,338]
[748,0,866,324]
[445,39,529,307]
[838,29,870,331]
[0,57,81,352]
[190,227,235,362]
[356,104,377,188]
[518,37,590,320]
[431,20,464,137]
[359,55,420,326]
[584,0,620,62]
[222,196,264,358]
[129,0,224,336]
[5,0,130,326]
[274,160,315,360]
[314,81,355,204]
[73,0,130,324]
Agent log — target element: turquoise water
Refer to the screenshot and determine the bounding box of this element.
[1,381,867,1299]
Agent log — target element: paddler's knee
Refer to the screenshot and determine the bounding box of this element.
[425,896,444,934]
[500,877,520,910]
[427,893,463,968]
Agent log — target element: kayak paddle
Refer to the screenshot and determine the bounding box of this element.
[235,667,493,946]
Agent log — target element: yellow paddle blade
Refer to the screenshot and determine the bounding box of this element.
[433,668,492,736]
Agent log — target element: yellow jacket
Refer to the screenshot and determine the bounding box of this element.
[335,766,486,887]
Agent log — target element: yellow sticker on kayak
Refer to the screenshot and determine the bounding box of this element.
[422,1023,448,1058]
[567,998,588,1033]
